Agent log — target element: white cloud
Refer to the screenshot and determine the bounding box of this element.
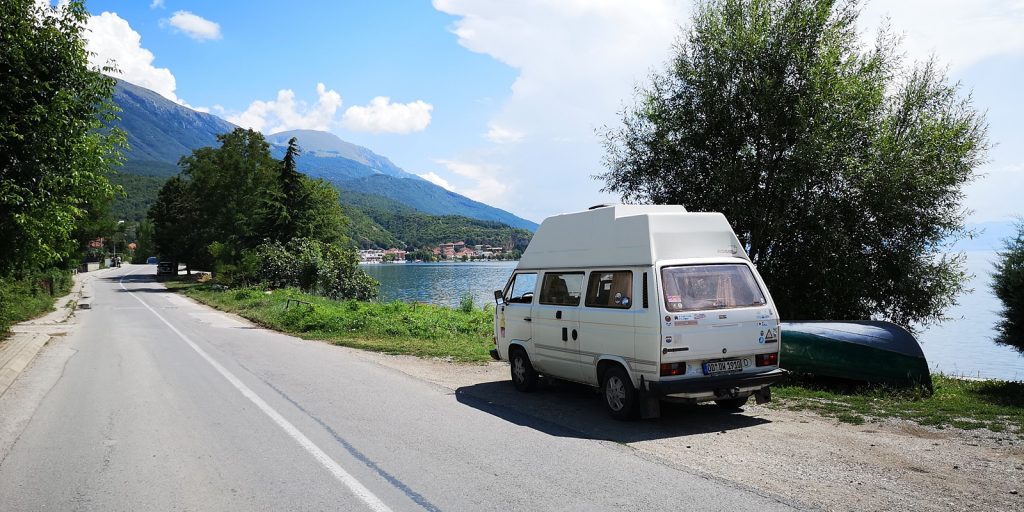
[860,1,1024,72]
[435,159,508,205]
[150,0,164,9]
[418,172,455,191]
[342,97,433,134]
[86,12,182,103]
[227,83,343,134]
[484,124,524,144]
[166,11,221,41]
[432,0,682,221]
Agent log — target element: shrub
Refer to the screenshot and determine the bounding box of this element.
[459,292,475,313]
[993,221,1024,353]
[0,269,73,334]
[227,238,378,301]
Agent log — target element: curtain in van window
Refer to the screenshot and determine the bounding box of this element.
[585,271,632,309]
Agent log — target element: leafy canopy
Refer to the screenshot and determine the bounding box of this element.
[599,0,988,327]
[992,222,1024,353]
[147,129,374,300]
[0,0,124,273]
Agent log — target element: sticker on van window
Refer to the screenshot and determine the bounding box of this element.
[667,295,681,303]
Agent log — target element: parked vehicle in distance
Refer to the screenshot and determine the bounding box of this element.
[156,261,175,276]
[492,204,785,419]
[146,256,158,264]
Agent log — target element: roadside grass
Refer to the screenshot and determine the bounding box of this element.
[165,280,495,362]
[0,270,73,336]
[772,375,1024,436]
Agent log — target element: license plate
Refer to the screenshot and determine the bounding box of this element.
[703,359,743,375]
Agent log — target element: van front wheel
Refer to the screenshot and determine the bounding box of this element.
[601,366,638,420]
[510,348,538,392]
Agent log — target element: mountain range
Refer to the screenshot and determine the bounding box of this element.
[111,79,537,232]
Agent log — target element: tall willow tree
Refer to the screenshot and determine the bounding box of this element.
[600,0,988,327]
[0,0,124,273]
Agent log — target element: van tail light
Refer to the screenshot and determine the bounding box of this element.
[660,362,686,377]
[755,353,778,367]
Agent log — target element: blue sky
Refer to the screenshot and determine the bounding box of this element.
[79,0,1023,237]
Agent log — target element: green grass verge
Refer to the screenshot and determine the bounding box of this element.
[1,270,73,336]
[166,281,495,362]
[772,375,1024,436]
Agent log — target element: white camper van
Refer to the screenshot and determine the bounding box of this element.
[491,205,785,419]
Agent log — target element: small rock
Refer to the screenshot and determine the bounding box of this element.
[686,445,691,449]
[953,465,959,470]
[1011,490,1019,495]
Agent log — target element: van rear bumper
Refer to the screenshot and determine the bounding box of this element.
[646,368,787,396]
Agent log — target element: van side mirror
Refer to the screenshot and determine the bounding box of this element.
[494,290,504,304]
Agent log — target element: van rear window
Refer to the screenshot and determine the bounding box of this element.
[661,264,766,312]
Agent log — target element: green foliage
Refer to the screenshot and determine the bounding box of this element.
[0,0,125,273]
[227,238,377,301]
[131,218,156,263]
[109,172,167,223]
[149,175,206,270]
[600,0,988,328]
[342,191,532,251]
[148,128,354,273]
[459,292,475,313]
[168,282,495,362]
[0,269,73,334]
[992,221,1024,353]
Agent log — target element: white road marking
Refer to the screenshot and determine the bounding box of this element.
[118,268,393,512]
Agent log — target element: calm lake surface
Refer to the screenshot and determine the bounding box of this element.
[362,253,1023,381]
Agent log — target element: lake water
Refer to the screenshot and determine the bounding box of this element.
[361,254,1024,381]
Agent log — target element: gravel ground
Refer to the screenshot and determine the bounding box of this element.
[354,350,1024,512]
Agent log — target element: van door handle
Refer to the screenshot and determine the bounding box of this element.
[571,329,578,341]
[524,317,531,322]
[561,327,568,341]
[555,310,562,319]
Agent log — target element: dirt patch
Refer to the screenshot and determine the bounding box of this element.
[355,350,1024,512]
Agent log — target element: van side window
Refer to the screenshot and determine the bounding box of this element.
[505,273,537,304]
[539,272,584,306]
[585,271,633,309]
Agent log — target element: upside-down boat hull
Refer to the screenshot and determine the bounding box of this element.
[780,321,932,388]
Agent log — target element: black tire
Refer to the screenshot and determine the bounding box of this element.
[509,347,538,392]
[714,395,750,410]
[601,365,638,420]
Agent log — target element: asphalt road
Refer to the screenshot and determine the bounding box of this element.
[0,265,800,511]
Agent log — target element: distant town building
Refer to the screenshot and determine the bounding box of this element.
[435,241,506,260]
[359,248,407,263]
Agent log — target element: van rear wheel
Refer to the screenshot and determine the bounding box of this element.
[714,396,750,410]
[601,366,638,420]
[509,348,538,392]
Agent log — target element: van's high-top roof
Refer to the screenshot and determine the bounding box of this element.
[517,205,748,269]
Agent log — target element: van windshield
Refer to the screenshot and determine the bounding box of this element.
[661,264,766,312]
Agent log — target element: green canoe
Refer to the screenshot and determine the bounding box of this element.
[780,321,932,389]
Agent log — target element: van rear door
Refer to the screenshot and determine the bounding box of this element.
[659,263,777,362]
